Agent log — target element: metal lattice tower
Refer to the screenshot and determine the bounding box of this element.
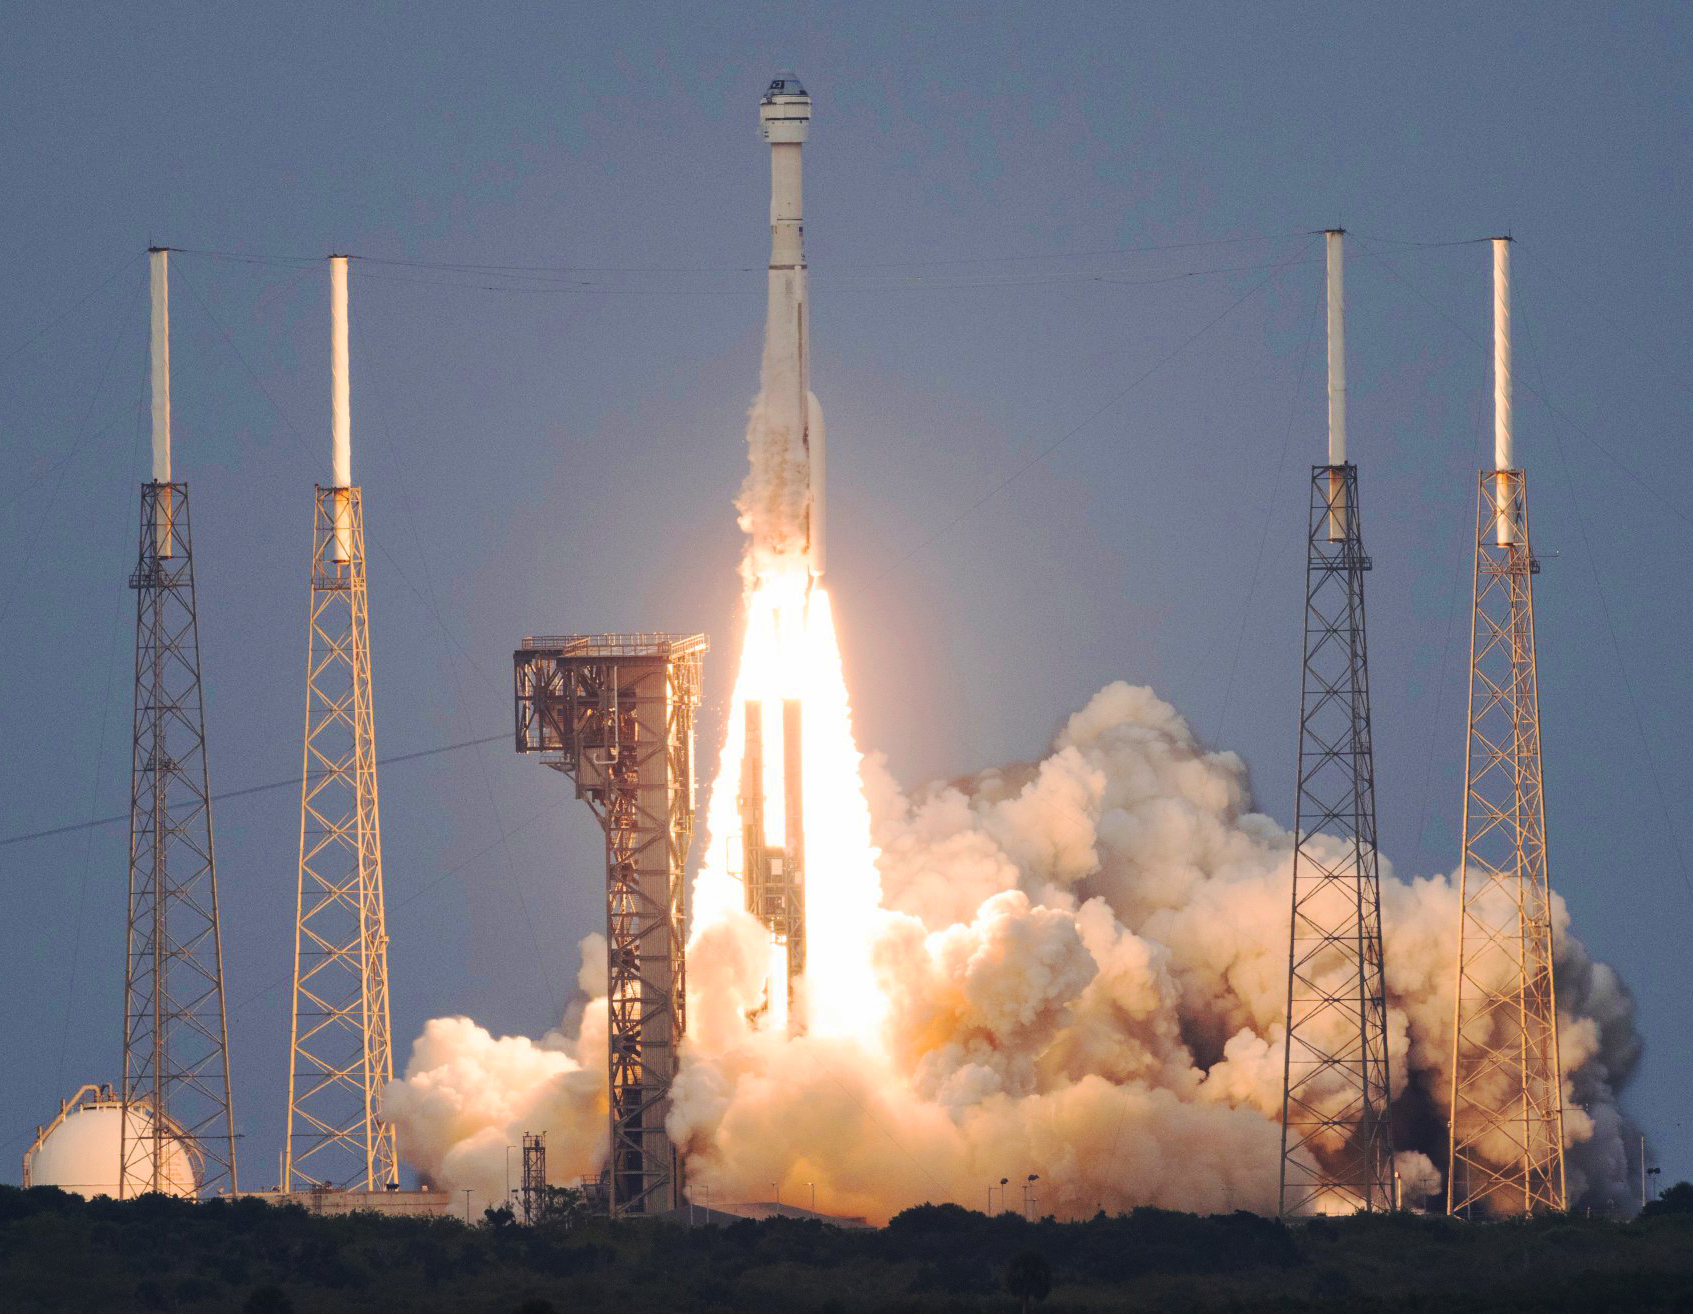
[1446,470,1565,1216]
[284,483,399,1190]
[514,633,707,1216]
[121,250,237,1199]
[521,1132,547,1223]
[1278,464,1394,1215]
[1446,238,1565,1219]
[122,479,238,1197]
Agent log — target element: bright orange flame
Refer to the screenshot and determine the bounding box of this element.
[694,566,887,1048]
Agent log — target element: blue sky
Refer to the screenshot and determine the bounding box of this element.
[2,3,1690,1192]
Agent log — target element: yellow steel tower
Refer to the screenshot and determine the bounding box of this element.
[284,257,399,1191]
[1447,238,1565,1217]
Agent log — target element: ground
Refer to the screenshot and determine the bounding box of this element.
[3,1185,1691,1312]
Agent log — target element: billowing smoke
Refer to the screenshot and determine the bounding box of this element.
[386,682,1640,1219]
[384,218,1637,1219]
[668,681,1640,1221]
[384,934,610,1206]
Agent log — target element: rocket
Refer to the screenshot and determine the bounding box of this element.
[759,74,825,578]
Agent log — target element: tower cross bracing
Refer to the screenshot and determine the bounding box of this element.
[1278,464,1394,1216]
[121,480,238,1198]
[285,485,399,1190]
[1447,469,1565,1217]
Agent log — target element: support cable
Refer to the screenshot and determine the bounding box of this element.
[1213,274,1323,744]
[874,235,1322,582]
[0,733,508,850]
[1518,310,1693,909]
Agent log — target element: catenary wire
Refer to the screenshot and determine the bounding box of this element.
[1352,235,1693,533]
[1212,270,1323,745]
[0,267,146,627]
[873,235,1322,582]
[1517,305,1693,911]
[0,733,509,850]
[0,251,141,371]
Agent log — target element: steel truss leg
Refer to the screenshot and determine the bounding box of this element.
[285,486,399,1191]
[121,481,237,1198]
[1446,470,1565,1218]
[1279,463,1394,1216]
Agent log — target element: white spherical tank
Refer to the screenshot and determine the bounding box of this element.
[24,1085,197,1199]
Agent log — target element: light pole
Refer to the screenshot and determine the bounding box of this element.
[1023,1174,1040,1220]
[992,1176,1008,1214]
[506,1145,519,1213]
[463,1188,473,1223]
[808,1181,815,1214]
[1642,1132,1661,1211]
[774,1181,781,1216]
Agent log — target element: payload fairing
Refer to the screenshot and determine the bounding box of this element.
[759,74,825,577]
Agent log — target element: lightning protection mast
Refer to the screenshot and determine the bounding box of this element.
[1279,230,1394,1216]
[284,256,400,1191]
[1446,238,1566,1218]
[121,248,238,1198]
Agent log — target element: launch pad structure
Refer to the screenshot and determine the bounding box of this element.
[514,633,707,1217]
[121,249,238,1199]
[1447,239,1566,1218]
[1279,232,1394,1217]
[284,257,400,1193]
[520,1131,547,1223]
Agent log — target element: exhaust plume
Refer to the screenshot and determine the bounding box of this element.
[388,685,1640,1218]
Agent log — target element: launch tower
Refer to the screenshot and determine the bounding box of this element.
[121,248,238,1197]
[284,257,400,1191]
[1278,231,1394,1216]
[514,633,707,1216]
[1447,238,1566,1217]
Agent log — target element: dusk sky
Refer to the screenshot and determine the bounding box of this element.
[3,4,1690,1193]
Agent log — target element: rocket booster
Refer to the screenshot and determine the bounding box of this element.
[760,74,824,577]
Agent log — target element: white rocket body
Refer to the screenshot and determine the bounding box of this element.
[760,75,824,578]
[330,256,352,563]
[148,248,173,557]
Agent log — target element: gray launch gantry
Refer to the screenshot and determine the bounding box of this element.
[514,634,706,1217]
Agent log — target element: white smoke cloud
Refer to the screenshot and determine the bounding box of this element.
[388,682,1640,1221]
[382,934,609,1209]
[669,681,1641,1222]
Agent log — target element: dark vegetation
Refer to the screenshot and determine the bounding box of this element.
[3,1184,1693,1312]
